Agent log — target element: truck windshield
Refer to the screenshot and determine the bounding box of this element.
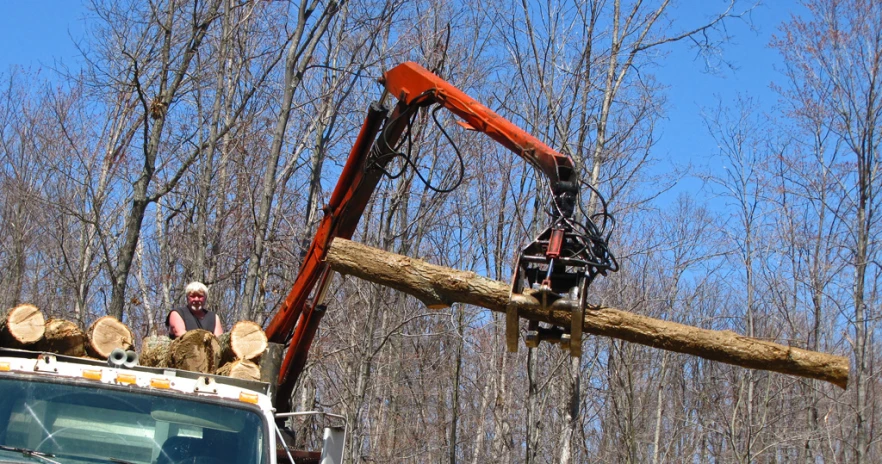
[0,377,267,464]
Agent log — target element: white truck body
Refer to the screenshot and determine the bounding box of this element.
[0,348,343,464]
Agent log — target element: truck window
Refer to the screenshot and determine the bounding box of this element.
[0,377,268,464]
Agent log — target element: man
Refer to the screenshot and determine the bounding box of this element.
[167,281,224,339]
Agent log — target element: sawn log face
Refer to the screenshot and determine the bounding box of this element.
[325,238,849,389]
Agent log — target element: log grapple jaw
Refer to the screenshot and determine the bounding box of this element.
[507,179,618,358]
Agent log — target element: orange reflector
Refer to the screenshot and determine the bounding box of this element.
[116,373,137,385]
[82,369,102,380]
[0,362,9,372]
[150,378,171,389]
[239,392,259,404]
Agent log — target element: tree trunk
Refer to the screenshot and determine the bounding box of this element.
[325,238,850,388]
[106,0,223,320]
[240,0,341,321]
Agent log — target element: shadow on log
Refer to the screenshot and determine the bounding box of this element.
[325,238,850,389]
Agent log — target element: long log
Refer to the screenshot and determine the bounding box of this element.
[325,238,850,389]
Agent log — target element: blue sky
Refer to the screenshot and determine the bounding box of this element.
[0,1,799,206]
[0,2,88,72]
[651,1,798,205]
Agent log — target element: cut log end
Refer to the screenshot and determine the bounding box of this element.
[1,304,46,346]
[86,316,134,359]
[229,321,268,361]
[217,359,261,381]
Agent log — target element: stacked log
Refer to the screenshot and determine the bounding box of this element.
[139,335,172,367]
[167,329,222,374]
[85,316,135,359]
[0,304,275,382]
[1,304,45,347]
[219,321,268,364]
[218,321,269,381]
[216,359,261,381]
[35,319,86,356]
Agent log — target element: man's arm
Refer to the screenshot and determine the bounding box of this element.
[214,315,224,336]
[168,311,187,338]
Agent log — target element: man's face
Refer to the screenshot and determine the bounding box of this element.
[187,292,206,310]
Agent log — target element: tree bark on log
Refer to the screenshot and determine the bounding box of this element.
[167,330,221,374]
[140,335,172,368]
[35,319,86,356]
[219,321,267,365]
[0,304,45,347]
[325,238,850,389]
[85,316,134,359]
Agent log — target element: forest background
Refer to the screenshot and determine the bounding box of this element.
[0,0,879,462]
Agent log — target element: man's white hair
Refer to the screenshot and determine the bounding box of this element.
[184,281,209,298]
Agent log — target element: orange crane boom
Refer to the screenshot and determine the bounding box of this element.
[266,62,616,411]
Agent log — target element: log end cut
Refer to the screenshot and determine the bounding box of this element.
[1,304,46,346]
[217,359,261,381]
[229,321,268,361]
[86,316,134,359]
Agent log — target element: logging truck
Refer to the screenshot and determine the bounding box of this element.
[0,347,343,464]
[0,61,616,463]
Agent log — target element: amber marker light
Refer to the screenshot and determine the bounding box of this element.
[150,378,171,389]
[239,392,259,404]
[82,369,102,380]
[0,362,9,372]
[116,373,137,384]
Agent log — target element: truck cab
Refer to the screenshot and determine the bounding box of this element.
[0,348,343,464]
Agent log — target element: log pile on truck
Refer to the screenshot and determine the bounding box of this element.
[0,304,278,383]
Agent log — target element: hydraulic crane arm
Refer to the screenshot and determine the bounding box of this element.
[266,62,616,411]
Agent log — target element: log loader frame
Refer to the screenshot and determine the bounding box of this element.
[266,62,617,411]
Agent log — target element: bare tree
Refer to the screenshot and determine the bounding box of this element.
[774,1,882,460]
